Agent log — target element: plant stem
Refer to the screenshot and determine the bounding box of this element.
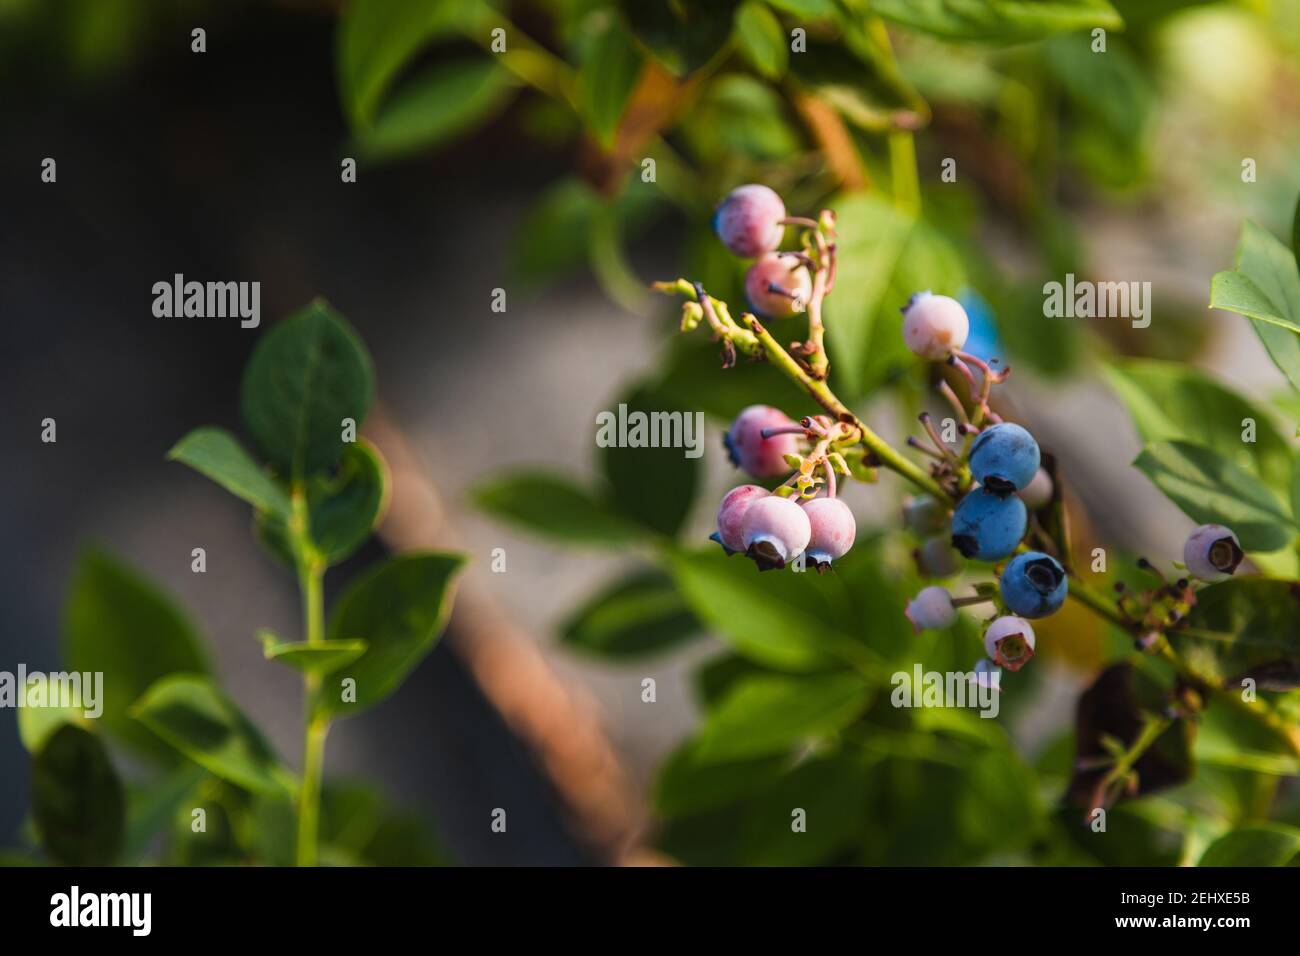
[291,484,329,866]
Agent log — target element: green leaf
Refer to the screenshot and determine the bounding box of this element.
[122,764,207,863]
[1180,578,1300,687]
[1104,359,1290,490]
[825,193,965,401]
[31,724,125,866]
[320,781,453,865]
[766,0,835,15]
[1213,220,1300,392]
[669,546,901,675]
[168,426,290,517]
[1132,440,1294,552]
[256,440,390,567]
[474,471,646,546]
[240,299,374,479]
[16,676,91,752]
[259,630,370,677]
[336,0,466,127]
[355,59,516,161]
[620,0,738,76]
[577,14,642,148]
[600,383,701,537]
[733,1,787,79]
[696,672,870,762]
[869,0,1122,42]
[320,552,464,718]
[1198,824,1300,866]
[561,569,700,659]
[654,738,790,818]
[63,549,210,759]
[132,675,294,797]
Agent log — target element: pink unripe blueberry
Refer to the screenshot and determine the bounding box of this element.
[741,494,811,571]
[901,291,969,360]
[744,252,812,319]
[1183,524,1243,581]
[712,484,768,555]
[802,497,856,571]
[1018,467,1054,511]
[725,404,799,479]
[905,585,956,633]
[983,616,1036,672]
[713,184,786,258]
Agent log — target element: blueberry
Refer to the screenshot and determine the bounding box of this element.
[745,252,812,319]
[741,494,811,571]
[971,658,1003,693]
[916,535,961,578]
[801,497,856,571]
[905,585,956,632]
[901,291,969,360]
[1183,524,1243,581]
[903,494,948,536]
[969,423,1040,495]
[983,615,1036,672]
[711,484,769,555]
[999,551,1068,618]
[713,184,786,258]
[950,487,1027,561]
[1017,466,1054,510]
[724,404,799,479]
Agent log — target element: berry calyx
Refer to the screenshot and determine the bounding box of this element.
[741,494,811,571]
[983,616,1036,672]
[801,496,856,571]
[905,585,957,632]
[901,291,969,360]
[725,404,800,479]
[745,252,812,319]
[713,184,786,258]
[712,484,769,555]
[969,422,1041,495]
[999,551,1068,618]
[950,487,1027,561]
[1183,524,1243,581]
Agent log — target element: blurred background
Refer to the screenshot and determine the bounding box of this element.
[2,0,1299,865]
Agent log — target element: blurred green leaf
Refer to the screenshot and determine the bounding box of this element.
[1055,801,1187,866]
[336,0,466,127]
[1133,440,1294,552]
[16,677,90,753]
[122,764,207,863]
[733,1,787,80]
[869,0,1122,42]
[600,383,701,537]
[321,552,464,718]
[1198,823,1300,866]
[697,672,870,762]
[356,59,516,161]
[474,471,646,545]
[1180,579,1300,688]
[620,0,738,76]
[322,781,452,865]
[825,193,965,401]
[168,426,289,517]
[259,630,370,677]
[31,724,124,866]
[133,675,294,797]
[257,440,389,568]
[241,300,374,479]
[577,13,642,148]
[766,0,835,15]
[1213,220,1300,392]
[561,569,700,659]
[1105,359,1290,491]
[654,738,789,818]
[63,549,210,760]
[683,74,801,162]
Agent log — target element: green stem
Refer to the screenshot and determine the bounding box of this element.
[888,131,920,216]
[291,484,329,867]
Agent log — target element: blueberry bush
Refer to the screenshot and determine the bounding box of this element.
[17,304,463,866]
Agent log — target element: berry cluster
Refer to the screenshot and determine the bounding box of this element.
[660,185,1247,696]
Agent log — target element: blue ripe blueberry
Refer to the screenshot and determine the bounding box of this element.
[969,423,1040,496]
[713,184,786,258]
[999,551,1068,618]
[950,487,1027,561]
